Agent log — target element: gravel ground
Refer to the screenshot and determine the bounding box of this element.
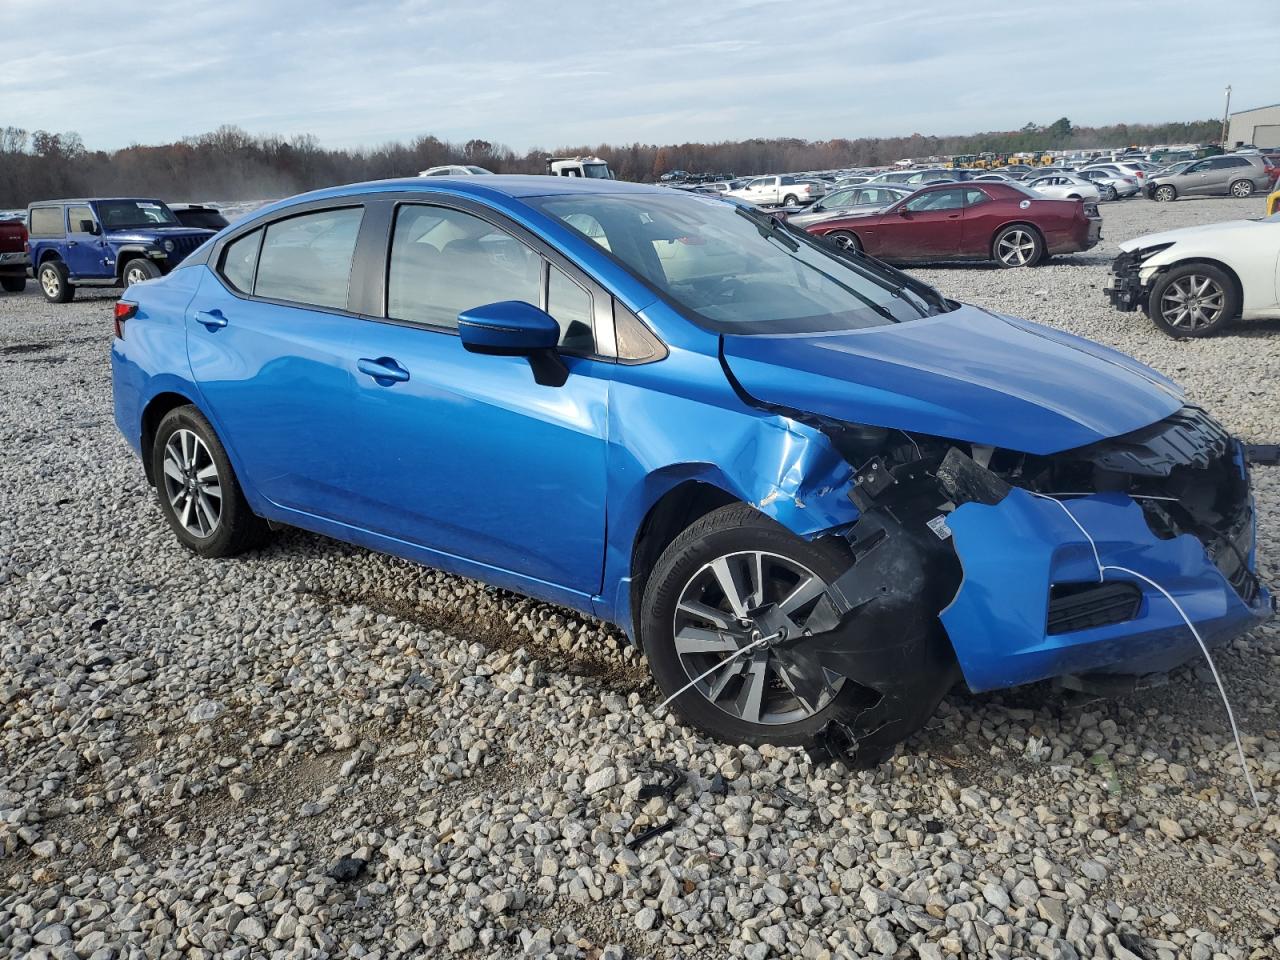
[1,196,1278,960]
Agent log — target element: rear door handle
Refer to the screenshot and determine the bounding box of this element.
[194,310,227,330]
[358,357,410,384]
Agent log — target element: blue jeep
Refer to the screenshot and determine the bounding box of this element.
[26,198,215,303]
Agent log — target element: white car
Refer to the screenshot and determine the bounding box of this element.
[1104,214,1280,336]
[1076,168,1141,200]
[1025,174,1101,202]
[418,165,494,177]
[725,175,823,207]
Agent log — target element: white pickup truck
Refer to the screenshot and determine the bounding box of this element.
[726,175,824,207]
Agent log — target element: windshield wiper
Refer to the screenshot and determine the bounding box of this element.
[734,205,799,251]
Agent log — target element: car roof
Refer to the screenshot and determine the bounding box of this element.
[27,197,165,206]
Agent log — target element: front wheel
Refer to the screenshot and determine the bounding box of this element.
[0,276,24,293]
[641,504,891,753]
[151,406,269,557]
[122,258,162,287]
[1229,179,1254,198]
[825,230,861,253]
[1147,264,1239,338]
[1153,185,1176,202]
[992,225,1044,267]
[38,261,74,303]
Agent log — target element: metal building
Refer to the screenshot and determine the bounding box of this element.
[1227,104,1280,149]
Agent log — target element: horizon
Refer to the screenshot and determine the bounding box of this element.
[1,0,1273,153]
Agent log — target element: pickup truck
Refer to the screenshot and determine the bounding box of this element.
[0,215,27,293]
[725,175,825,207]
[26,198,214,303]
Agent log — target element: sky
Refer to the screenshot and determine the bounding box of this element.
[1,0,1276,152]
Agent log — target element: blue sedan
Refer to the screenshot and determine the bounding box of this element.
[111,176,1270,764]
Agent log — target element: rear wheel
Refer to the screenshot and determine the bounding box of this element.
[992,225,1044,267]
[151,406,269,557]
[825,230,861,253]
[782,194,799,207]
[1229,179,1253,198]
[38,261,74,303]
[1153,184,1176,202]
[1103,185,1119,201]
[0,276,24,293]
[122,257,161,287]
[1147,264,1239,338]
[641,504,889,753]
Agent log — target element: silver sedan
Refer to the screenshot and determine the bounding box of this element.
[1025,173,1101,202]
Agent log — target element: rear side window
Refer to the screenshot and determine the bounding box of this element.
[29,207,63,238]
[220,229,263,294]
[387,204,541,330]
[254,207,363,310]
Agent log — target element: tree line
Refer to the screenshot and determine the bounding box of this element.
[0,117,1223,207]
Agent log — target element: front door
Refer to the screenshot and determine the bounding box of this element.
[872,188,967,260]
[64,205,109,279]
[343,202,609,597]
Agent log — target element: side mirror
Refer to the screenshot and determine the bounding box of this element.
[457,300,567,387]
[896,205,911,217]
[78,219,99,235]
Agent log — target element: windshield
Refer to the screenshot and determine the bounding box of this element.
[96,200,179,229]
[582,164,613,179]
[529,192,940,334]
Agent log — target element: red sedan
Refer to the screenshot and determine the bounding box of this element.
[804,182,1101,267]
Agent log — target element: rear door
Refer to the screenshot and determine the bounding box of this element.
[186,203,369,520]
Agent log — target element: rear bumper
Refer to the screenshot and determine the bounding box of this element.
[941,482,1270,693]
[0,251,28,276]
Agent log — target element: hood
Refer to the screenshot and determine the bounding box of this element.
[721,304,1183,455]
[105,226,215,243]
[1118,219,1267,253]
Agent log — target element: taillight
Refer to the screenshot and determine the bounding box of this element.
[114,301,137,339]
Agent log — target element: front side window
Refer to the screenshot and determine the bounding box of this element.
[96,200,179,228]
[254,207,363,310]
[904,189,965,211]
[387,204,540,329]
[530,192,938,335]
[220,229,263,294]
[67,205,95,233]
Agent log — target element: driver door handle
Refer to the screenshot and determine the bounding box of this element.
[358,357,410,384]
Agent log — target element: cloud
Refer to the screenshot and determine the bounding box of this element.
[0,0,1274,151]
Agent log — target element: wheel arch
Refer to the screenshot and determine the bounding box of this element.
[140,390,201,485]
[114,246,155,281]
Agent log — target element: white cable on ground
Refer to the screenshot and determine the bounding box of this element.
[657,634,772,713]
[1033,493,1263,814]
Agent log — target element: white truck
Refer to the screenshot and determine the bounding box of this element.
[546,156,614,178]
[725,175,824,208]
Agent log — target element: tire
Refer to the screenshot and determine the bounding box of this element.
[0,276,24,293]
[150,405,269,557]
[1153,184,1176,202]
[1103,185,1118,202]
[992,224,1044,267]
[1229,179,1253,199]
[640,503,893,754]
[38,260,74,303]
[122,257,161,287]
[1146,263,1239,338]
[782,194,799,207]
[825,230,862,253]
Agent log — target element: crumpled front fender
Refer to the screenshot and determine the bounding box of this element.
[735,417,859,536]
[940,487,1269,692]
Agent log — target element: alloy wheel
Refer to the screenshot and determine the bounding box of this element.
[996,229,1036,266]
[126,264,149,285]
[672,550,845,725]
[1230,180,1253,198]
[41,268,59,298]
[1155,186,1175,202]
[1160,275,1225,332]
[829,232,858,251]
[162,429,223,538]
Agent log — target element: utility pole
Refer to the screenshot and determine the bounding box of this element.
[1220,85,1232,147]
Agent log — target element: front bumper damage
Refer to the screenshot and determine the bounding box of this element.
[802,405,1271,765]
[1104,248,1146,311]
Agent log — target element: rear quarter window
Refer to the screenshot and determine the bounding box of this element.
[29,207,63,238]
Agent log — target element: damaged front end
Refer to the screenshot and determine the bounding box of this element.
[800,405,1272,765]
